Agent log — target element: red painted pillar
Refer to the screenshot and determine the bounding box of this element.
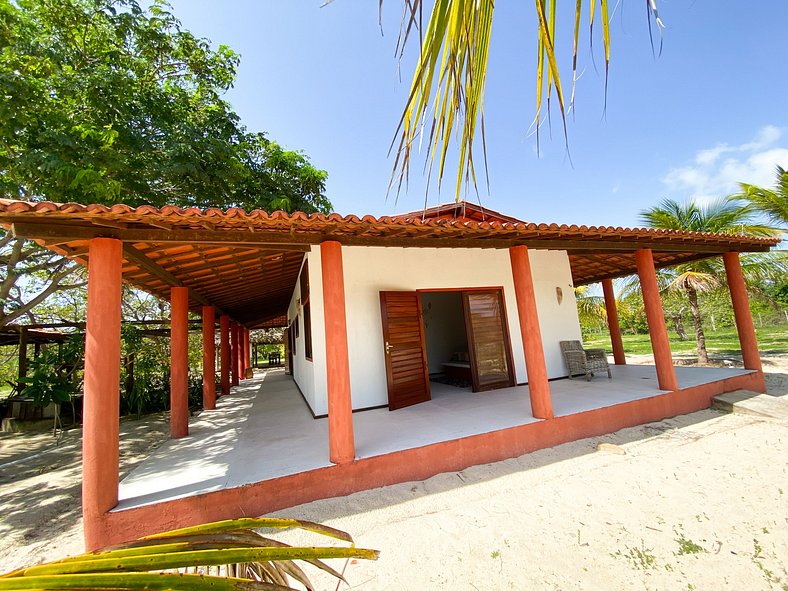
[723,252,763,374]
[170,287,189,438]
[321,241,355,464]
[230,321,239,386]
[244,329,251,374]
[602,278,626,365]
[509,246,553,419]
[635,249,678,391]
[82,238,122,550]
[240,327,248,375]
[220,315,230,396]
[236,326,245,379]
[202,306,216,410]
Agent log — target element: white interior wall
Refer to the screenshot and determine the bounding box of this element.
[421,291,469,374]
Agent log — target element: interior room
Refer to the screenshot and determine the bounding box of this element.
[421,291,471,389]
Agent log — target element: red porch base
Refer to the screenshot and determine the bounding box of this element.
[87,370,764,549]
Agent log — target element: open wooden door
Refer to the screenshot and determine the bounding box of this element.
[380,291,431,410]
[463,290,515,391]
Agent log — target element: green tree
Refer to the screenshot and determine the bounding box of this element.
[0,0,331,327]
[639,198,782,364]
[732,165,788,229]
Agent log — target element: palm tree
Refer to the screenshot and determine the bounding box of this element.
[732,165,788,229]
[639,198,780,364]
[388,0,664,198]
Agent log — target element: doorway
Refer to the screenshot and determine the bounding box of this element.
[380,288,515,410]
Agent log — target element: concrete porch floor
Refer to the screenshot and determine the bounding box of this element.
[116,364,752,511]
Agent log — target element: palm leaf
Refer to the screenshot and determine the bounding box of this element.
[0,518,379,591]
[387,0,669,200]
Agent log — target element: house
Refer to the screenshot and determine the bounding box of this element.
[0,198,778,550]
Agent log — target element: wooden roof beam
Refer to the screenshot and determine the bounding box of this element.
[122,244,226,314]
[12,223,313,249]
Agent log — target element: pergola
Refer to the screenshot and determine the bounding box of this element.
[0,198,779,549]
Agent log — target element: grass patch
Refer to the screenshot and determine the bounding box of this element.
[585,324,788,357]
[611,541,657,570]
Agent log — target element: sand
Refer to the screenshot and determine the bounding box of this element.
[1,357,786,590]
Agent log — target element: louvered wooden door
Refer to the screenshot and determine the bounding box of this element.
[380,291,431,410]
[463,290,515,391]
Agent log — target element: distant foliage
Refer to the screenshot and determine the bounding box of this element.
[19,334,83,407]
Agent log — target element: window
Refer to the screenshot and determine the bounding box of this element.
[300,261,312,360]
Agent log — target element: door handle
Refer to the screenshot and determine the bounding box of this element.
[385,342,393,354]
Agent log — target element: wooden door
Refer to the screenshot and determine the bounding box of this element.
[463,290,515,391]
[380,291,431,410]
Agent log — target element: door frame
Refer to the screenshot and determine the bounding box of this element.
[417,286,517,393]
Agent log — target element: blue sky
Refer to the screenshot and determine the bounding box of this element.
[166,1,788,227]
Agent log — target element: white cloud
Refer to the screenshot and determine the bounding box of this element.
[662,126,787,203]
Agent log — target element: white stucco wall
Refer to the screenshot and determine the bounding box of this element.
[287,251,328,416]
[289,245,582,415]
[529,249,584,376]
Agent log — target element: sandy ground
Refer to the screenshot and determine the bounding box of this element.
[0,356,786,590]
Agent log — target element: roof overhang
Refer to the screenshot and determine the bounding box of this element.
[0,199,779,326]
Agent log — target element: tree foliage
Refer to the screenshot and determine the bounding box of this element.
[0,0,330,212]
[638,198,785,363]
[0,0,331,328]
[388,0,663,198]
[732,165,788,230]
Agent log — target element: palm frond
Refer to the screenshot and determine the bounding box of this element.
[0,518,379,591]
[730,165,788,230]
[639,197,781,237]
[388,0,663,200]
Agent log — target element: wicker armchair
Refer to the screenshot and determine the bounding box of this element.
[559,340,611,381]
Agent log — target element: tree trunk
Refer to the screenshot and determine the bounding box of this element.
[685,284,708,364]
[669,312,688,341]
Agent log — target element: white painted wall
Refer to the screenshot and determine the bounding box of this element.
[292,245,583,414]
[287,250,328,416]
[528,249,584,377]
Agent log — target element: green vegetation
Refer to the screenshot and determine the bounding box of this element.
[0,517,379,591]
[674,533,705,556]
[638,198,783,364]
[585,324,788,357]
[0,0,330,329]
[390,1,662,198]
[611,541,657,571]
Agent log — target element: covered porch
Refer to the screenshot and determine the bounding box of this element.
[117,363,757,511]
[0,198,777,550]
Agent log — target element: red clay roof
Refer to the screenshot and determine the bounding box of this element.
[0,198,779,247]
[0,199,780,327]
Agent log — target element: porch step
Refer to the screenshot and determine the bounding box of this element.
[712,390,788,420]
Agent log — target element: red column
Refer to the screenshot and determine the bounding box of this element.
[202,306,216,410]
[230,321,239,386]
[240,327,248,375]
[321,241,355,464]
[509,246,553,419]
[635,249,678,391]
[236,326,245,380]
[723,252,763,373]
[220,315,230,396]
[602,278,626,365]
[244,329,251,374]
[82,238,122,550]
[170,287,189,438]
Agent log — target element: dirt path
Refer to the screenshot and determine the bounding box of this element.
[1,358,786,589]
[0,415,169,570]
